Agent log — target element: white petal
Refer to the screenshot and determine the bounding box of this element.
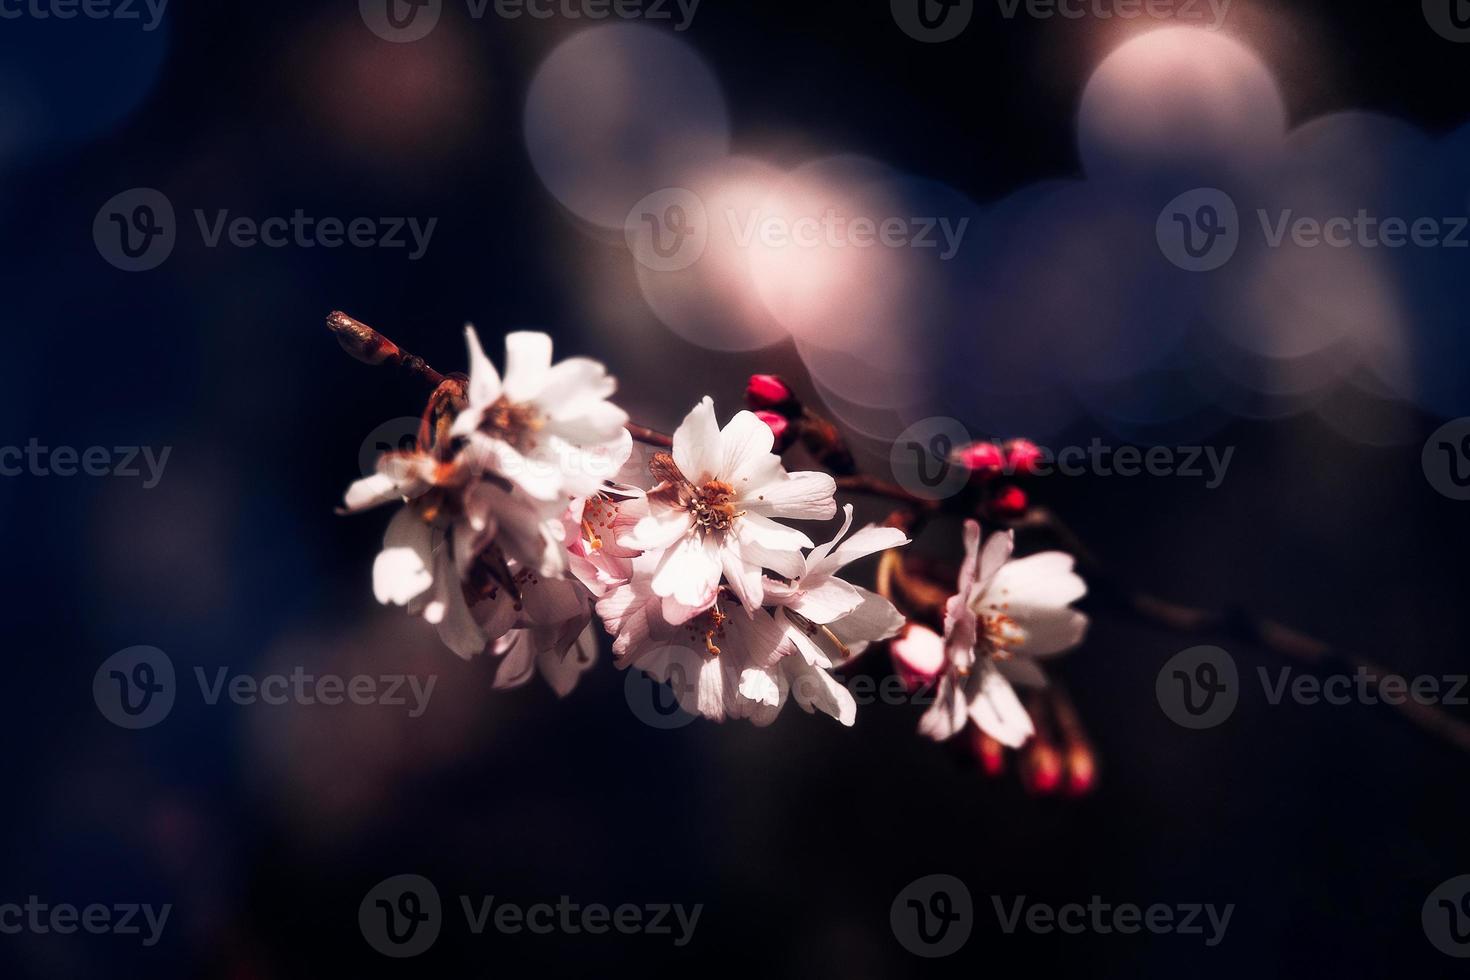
[917,673,968,741]
[651,533,722,611]
[343,472,401,512]
[372,509,435,607]
[784,656,857,726]
[743,470,837,521]
[819,525,910,578]
[492,632,537,689]
[974,527,1017,596]
[966,663,1034,748]
[502,331,553,402]
[623,509,692,552]
[463,325,502,406]
[738,667,782,707]
[719,410,778,485]
[720,536,765,611]
[735,514,810,579]
[538,624,599,697]
[829,587,907,645]
[672,397,721,483]
[789,577,864,624]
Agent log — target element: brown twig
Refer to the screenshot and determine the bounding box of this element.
[326,311,446,389]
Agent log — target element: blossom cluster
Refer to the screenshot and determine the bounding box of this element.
[343,329,1088,740]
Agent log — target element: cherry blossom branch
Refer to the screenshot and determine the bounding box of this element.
[326,311,447,389]
[1019,507,1470,756]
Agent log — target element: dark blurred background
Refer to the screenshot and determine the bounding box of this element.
[2,1,1469,976]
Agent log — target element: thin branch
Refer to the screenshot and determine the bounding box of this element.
[326,311,446,389]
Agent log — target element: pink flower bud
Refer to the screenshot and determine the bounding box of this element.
[987,484,1028,521]
[754,410,790,442]
[745,374,793,409]
[891,623,945,692]
[1004,438,1044,476]
[956,441,1004,477]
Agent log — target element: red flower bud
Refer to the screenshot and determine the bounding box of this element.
[987,484,1028,521]
[1004,438,1044,476]
[956,441,1005,477]
[745,374,793,410]
[754,410,790,442]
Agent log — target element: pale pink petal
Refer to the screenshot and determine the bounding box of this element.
[917,672,968,741]
[501,331,553,402]
[718,410,778,485]
[672,397,721,483]
[652,533,722,610]
[892,624,946,688]
[966,662,1034,748]
[372,509,435,607]
[783,656,857,726]
[463,325,502,406]
[742,470,837,521]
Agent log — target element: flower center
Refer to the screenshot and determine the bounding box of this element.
[648,453,744,535]
[481,396,543,450]
[682,604,730,657]
[980,611,1024,659]
[690,479,740,533]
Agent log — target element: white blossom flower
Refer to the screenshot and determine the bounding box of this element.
[596,554,795,725]
[760,504,909,725]
[622,397,836,621]
[894,521,1088,747]
[452,327,629,502]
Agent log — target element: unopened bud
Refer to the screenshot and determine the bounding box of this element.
[746,374,794,410]
[986,484,1028,520]
[754,409,790,444]
[1004,438,1044,476]
[956,441,1004,478]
